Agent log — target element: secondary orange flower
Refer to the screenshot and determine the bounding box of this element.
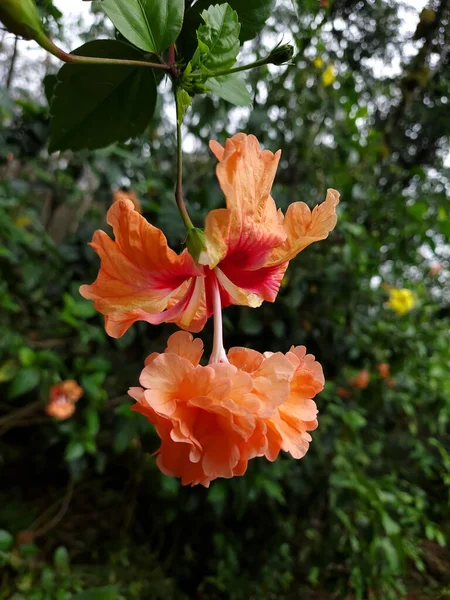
[80,134,339,337]
[46,380,83,420]
[349,369,370,390]
[336,386,351,398]
[130,331,324,487]
[377,363,390,379]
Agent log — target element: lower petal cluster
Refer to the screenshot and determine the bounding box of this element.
[130,332,324,487]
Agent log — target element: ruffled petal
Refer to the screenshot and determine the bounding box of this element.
[202,135,287,305]
[267,188,340,265]
[80,199,202,337]
[140,354,194,395]
[165,331,204,366]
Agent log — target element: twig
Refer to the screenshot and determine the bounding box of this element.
[6,35,18,90]
[32,480,74,538]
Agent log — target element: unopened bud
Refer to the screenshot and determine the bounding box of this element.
[0,0,43,40]
[268,44,295,66]
[186,227,206,263]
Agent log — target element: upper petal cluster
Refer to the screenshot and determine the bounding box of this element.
[130,332,325,487]
[80,134,339,336]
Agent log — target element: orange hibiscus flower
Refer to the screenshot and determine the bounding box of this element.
[130,331,324,487]
[349,369,370,390]
[46,380,83,420]
[377,363,390,379]
[80,134,339,337]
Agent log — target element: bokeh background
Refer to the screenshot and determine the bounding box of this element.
[1,0,450,598]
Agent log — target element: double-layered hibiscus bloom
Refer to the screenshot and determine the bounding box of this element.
[80,133,339,485]
[80,134,339,337]
[130,332,324,487]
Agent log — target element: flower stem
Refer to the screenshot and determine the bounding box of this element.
[35,33,169,70]
[209,274,229,364]
[175,90,195,231]
[191,57,270,79]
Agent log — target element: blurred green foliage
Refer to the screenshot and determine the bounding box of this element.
[1,0,450,598]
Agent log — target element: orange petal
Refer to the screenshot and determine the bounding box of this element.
[165,331,204,366]
[267,188,340,265]
[140,354,194,395]
[206,134,286,264]
[80,199,202,336]
[228,347,264,373]
[250,353,294,418]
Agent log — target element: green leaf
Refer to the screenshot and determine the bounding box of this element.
[49,40,157,152]
[100,0,184,53]
[72,586,119,600]
[193,4,241,72]
[43,74,57,105]
[182,0,274,58]
[381,513,401,536]
[407,201,428,220]
[205,73,252,106]
[65,441,84,462]
[221,0,275,41]
[0,358,19,383]
[176,87,192,124]
[18,347,36,367]
[8,367,40,399]
[53,546,70,571]
[0,530,13,552]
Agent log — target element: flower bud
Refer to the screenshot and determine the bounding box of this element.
[0,0,43,40]
[186,227,206,263]
[268,44,295,66]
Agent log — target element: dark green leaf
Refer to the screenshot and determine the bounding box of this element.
[205,73,252,106]
[49,40,157,152]
[72,586,119,600]
[100,0,184,52]
[65,441,84,462]
[0,530,13,552]
[8,367,40,399]
[43,74,57,105]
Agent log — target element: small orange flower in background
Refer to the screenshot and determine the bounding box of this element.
[336,386,351,398]
[45,380,83,420]
[80,134,339,338]
[377,363,390,379]
[349,369,370,390]
[429,264,442,276]
[129,332,324,487]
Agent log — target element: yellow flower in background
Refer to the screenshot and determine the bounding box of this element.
[387,288,416,316]
[313,57,324,68]
[14,216,32,229]
[322,65,336,87]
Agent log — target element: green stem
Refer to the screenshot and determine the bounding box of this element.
[175,90,194,231]
[35,33,169,70]
[191,56,270,79]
